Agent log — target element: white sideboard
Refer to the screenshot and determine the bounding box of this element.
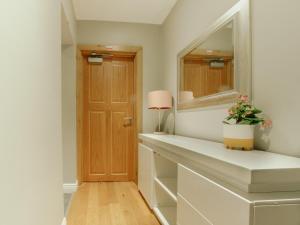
[138,143,154,207]
[138,134,300,225]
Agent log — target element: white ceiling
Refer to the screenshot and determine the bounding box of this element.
[72,0,178,24]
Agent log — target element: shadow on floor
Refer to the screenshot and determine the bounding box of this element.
[64,193,72,215]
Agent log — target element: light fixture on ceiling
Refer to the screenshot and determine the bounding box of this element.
[210,59,225,68]
[88,52,103,64]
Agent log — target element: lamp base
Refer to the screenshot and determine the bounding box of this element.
[153,131,167,135]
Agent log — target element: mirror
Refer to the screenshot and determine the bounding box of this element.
[177,0,251,110]
[182,21,234,99]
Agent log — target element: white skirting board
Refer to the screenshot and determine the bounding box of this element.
[61,217,67,225]
[63,181,78,193]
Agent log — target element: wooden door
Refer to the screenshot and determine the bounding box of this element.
[183,59,234,98]
[82,56,135,181]
[183,60,206,97]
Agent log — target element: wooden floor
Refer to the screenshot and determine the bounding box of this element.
[67,182,160,225]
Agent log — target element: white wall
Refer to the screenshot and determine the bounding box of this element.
[77,21,164,132]
[61,0,77,184]
[252,0,300,156]
[162,0,300,157]
[199,27,233,52]
[0,1,64,225]
[62,45,77,183]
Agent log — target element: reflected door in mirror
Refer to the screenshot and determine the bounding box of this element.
[180,21,234,101]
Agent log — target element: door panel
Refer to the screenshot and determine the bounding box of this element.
[89,111,107,175]
[184,61,205,97]
[83,56,135,181]
[90,64,106,103]
[111,111,128,175]
[112,63,129,102]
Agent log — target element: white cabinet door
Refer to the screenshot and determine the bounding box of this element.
[254,204,300,225]
[138,143,154,208]
[178,164,251,225]
[178,195,213,225]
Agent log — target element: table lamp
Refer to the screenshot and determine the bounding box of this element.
[148,90,172,134]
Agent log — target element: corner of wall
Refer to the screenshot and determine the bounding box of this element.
[61,0,77,44]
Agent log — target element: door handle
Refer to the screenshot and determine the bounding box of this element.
[123,117,133,127]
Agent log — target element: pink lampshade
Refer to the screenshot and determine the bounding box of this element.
[148,90,172,109]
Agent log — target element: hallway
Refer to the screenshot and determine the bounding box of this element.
[67,182,160,225]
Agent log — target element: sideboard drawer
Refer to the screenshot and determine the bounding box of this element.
[253,204,300,225]
[178,195,213,225]
[178,164,251,225]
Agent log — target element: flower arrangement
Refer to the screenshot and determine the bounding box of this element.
[223,95,272,128]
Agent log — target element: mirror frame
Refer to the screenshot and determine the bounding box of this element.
[177,0,252,110]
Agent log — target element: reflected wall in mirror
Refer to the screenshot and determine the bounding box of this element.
[177,0,251,110]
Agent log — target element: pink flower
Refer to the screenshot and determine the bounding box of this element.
[239,95,248,102]
[262,119,272,128]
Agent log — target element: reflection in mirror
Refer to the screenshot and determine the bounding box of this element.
[177,0,251,110]
[180,21,234,102]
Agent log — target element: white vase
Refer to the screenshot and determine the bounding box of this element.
[223,124,255,150]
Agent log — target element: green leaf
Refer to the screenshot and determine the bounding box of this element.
[239,120,252,125]
[252,108,262,114]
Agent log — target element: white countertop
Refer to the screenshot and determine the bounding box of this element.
[139,133,300,193]
[139,134,300,171]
